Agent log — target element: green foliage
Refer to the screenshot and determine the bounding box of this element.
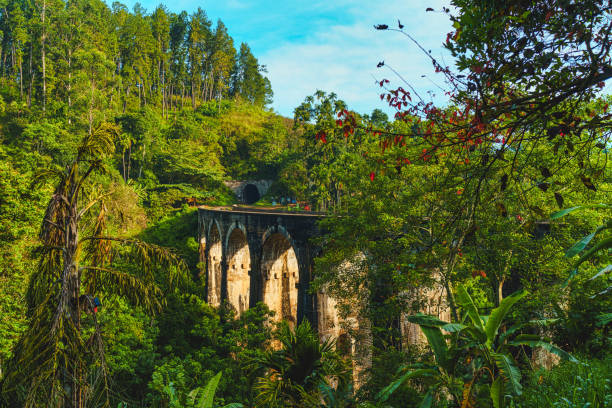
[382,286,576,408]
[139,208,200,275]
[516,355,612,408]
[147,301,273,407]
[0,149,48,372]
[250,320,350,407]
[554,273,612,356]
[0,0,609,406]
[551,205,611,291]
[1,125,188,407]
[99,298,158,403]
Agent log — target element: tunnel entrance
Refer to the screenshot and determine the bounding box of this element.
[243,184,260,204]
[207,224,222,307]
[226,228,251,315]
[261,233,299,327]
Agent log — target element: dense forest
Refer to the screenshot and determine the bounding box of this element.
[0,0,611,407]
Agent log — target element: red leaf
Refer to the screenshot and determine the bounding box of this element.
[470,65,483,73]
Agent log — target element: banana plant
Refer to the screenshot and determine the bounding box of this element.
[378,286,577,408]
[551,204,611,296]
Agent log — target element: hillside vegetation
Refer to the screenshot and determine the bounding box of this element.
[0,0,611,407]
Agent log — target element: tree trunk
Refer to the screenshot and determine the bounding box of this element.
[209,74,215,101]
[161,67,165,117]
[19,62,23,99]
[1,9,8,74]
[11,43,15,78]
[122,148,127,182]
[28,42,33,107]
[62,189,82,408]
[127,141,131,180]
[123,87,127,113]
[89,79,95,136]
[169,82,173,111]
[41,0,47,114]
[138,143,146,179]
[191,80,196,108]
[67,50,72,123]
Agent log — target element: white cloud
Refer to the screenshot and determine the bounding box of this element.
[260,0,456,117]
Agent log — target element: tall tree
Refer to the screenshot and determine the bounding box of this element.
[187,7,211,108]
[168,10,188,110]
[232,42,272,106]
[151,5,169,115]
[205,19,235,103]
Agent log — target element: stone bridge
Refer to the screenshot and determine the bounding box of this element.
[197,205,340,338]
[198,205,453,384]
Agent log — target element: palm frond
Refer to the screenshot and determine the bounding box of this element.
[81,266,163,314]
[78,122,118,160]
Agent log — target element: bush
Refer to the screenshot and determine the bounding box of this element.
[516,354,612,408]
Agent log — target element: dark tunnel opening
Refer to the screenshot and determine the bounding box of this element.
[243,184,260,204]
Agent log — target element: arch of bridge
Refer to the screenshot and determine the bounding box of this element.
[198,206,324,328]
[225,224,250,315]
[261,231,299,326]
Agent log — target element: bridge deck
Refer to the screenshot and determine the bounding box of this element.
[199,205,326,217]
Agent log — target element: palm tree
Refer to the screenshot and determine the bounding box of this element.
[251,320,350,407]
[1,123,187,408]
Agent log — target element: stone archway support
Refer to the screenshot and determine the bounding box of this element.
[198,206,322,327]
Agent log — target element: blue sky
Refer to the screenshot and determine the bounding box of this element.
[118,0,456,117]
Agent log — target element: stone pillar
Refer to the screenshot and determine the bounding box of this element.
[206,221,223,308]
[400,271,451,348]
[247,234,262,308]
[294,241,316,328]
[317,288,341,341]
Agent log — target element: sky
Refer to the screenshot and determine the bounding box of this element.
[118,0,456,117]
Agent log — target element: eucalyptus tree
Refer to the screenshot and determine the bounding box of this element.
[206,20,235,103]
[1,123,187,408]
[232,43,272,106]
[187,8,211,108]
[151,5,170,114]
[168,10,189,110]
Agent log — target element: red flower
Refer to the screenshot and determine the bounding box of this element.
[369,172,375,181]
